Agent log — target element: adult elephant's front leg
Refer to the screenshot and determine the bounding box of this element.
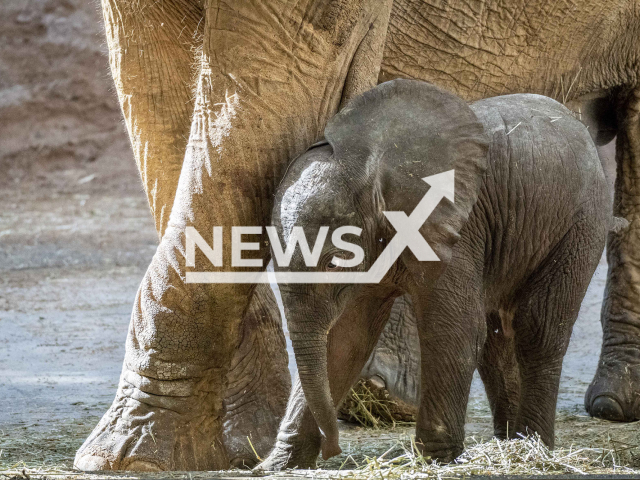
[587,88,640,422]
[75,0,392,471]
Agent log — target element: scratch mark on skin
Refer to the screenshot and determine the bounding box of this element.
[506,122,521,135]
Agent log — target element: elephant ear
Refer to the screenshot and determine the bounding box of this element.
[324,79,489,276]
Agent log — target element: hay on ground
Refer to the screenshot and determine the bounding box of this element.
[358,433,639,478]
[338,380,416,428]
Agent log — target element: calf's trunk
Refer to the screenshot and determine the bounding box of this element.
[289,329,342,460]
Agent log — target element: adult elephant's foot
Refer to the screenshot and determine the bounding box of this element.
[585,360,640,422]
[75,369,226,471]
[74,258,237,471]
[587,87,640,423]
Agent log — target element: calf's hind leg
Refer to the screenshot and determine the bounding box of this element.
[477,311,520,440]
[514,219,604,447]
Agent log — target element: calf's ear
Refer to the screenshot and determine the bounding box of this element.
[324,79,489,271]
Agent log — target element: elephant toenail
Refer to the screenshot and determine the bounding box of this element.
[590,395,626,422]
[369,375,386,390]
[74,455,111,472]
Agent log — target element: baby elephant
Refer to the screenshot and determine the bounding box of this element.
[259,79,610,469]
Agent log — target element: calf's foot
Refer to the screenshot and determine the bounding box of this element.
[254,381,322,471]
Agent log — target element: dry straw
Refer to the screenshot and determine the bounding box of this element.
[339,380,416,429]
[2,434,640,479]
[356,433,640,479]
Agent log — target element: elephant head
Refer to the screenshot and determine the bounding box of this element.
[270,79,489,460]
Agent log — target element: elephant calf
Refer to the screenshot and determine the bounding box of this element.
[258,79,610,468]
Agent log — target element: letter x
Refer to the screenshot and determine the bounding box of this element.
[383,210,438,261]
[381,171,455,263]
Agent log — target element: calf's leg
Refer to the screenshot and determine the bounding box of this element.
[412,262,485,462]
[517,217,604,446]
[477,311,520,439]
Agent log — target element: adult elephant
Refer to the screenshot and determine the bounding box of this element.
[75,0,640,472]
[74,0,395,472]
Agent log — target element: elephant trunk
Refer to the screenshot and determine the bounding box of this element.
[289,327,342,460]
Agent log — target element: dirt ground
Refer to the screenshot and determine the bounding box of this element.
[2,0,640,476]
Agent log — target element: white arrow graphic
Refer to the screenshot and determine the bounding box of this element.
[186,170,454,284]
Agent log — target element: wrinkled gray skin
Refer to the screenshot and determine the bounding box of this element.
[361,295,420,407]
[258,79,610,468]
[81,2,640,471]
